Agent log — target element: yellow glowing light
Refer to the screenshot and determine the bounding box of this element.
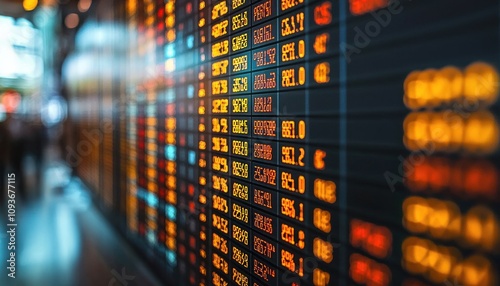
[165,2,174,13]
[405,63,499,109]
[166,29,176,42]
[403,111,499,154]
[165,58,176,72]
[127,0,136,14]
[459,255,493,285]
[403,112,431,151]
[403,196,430,233]
[463,206,500,252]
[23,0,38,11]
[464,62,499,105]
[166,15,175,28]
[463,111,499,154]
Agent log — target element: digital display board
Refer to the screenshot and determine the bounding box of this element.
[68,0,500,285]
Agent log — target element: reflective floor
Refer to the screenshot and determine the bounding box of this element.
[0,146,162,286]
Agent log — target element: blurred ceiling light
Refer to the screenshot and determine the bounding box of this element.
[65,13,79,29]
[78,0,92,12]
[41,96,67,127]
[42,0,58,6]
[23,0,38,11]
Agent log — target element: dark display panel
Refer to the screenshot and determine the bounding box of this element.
[68,0,500,285]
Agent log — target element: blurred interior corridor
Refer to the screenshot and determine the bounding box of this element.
[1,142,162,286]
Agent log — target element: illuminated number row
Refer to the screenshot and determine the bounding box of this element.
[212,18,230,40]
[213,212,231,236]
[232,117,250,135]
[212,156,336,203]
[232,200,251,227]
[279,143,306,168]
[282,117,341,144]
[231,0,251,13]
[246,209,338,272]
[211,269,230,286]
[210,117,262,138]
[279,244,335,285]
[252,0,276,24]
[253,208,278,239]
[213,193,230,214]
[231,74,251,94]
[279,1,335,38]
[211,117,230,134]
[232,158,250,180]
[253,231,278,265]
[211,97,230,115]
[279,118,306,142]
[232,243,252,271]
[253,93,276,114]
[280,9,305,38]
[212,173,230,195]
[253,162,278,189]
[232,30,251,53]
[253,20,277,46]
[280,65,306,89]
[213,1,337,47]
[211,34,335,77]
[231,52,251,75]
[231,95,251,115]
[215,172,334,234]
[252,69,278,93]
[252,256,279,286]
[211,39,230,59]
[210,33,253,61]
[232,222,251,247]
[280,193,335,233]
[280,0,305,13]
[252,139,277,164]
[232,265,252,286]
[279,166,338,205]
[212,59,230,78]
[210,90,340,117]
[253,118,278,139]
[231,178,251,204]
[280,37,306,65]
[212,0,230,21]
[231,137,251,158]
[232,7,251,32]
[213,229,231,257]
[252,44,278,70]
[209,75,252,96]
[213,258,254,286]
[252,185,278,215]
[211,79,230,96]
[210,64,336,95]
[212,154,231,174]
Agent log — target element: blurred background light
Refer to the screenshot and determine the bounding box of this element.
[1,90,21,113]
[77,0,92,12]
[64,13,79,29]
[41,96,67,127]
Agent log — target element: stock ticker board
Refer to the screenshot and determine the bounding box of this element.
[72,0,500,285]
